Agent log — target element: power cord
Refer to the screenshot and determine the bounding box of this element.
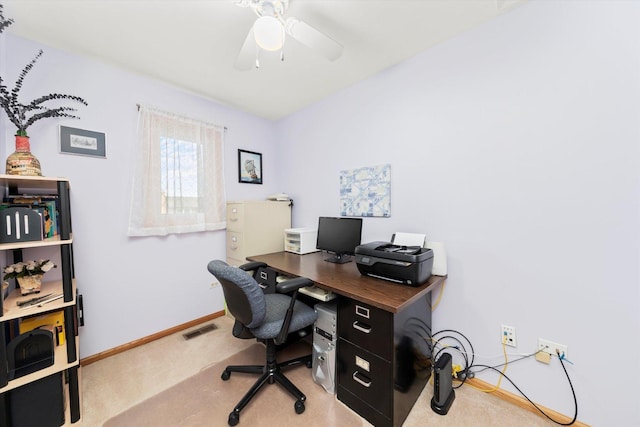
[467,342,509,393]
[431,280,446,311]
[431,329,475,388]
[430,329,578,424]
[468,349,578,425]
[472,347,547,375]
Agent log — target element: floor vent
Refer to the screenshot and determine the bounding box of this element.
[183,324,217,340]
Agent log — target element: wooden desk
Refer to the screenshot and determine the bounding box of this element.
[247,251,446,313]
[248,251,447,427]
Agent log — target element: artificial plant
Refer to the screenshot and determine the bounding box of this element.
[0,3,87,137]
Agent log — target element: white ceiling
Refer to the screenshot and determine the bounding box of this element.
[3,0,524,121]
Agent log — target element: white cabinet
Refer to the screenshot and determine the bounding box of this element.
[226,201,291,266]
[0,175,81,425]
[284,228,318,255]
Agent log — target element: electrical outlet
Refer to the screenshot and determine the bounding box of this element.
[501,324,517,347]
[535,351,551,364]
[537,338,567,359]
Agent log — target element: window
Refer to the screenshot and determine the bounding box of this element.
[160,137,201,214]
[128,106,226,236]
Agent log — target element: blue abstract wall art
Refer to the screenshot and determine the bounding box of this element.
[340,164,391,217]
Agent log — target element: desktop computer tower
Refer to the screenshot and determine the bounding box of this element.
[312,300,338,394]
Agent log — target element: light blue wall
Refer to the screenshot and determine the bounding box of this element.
[1,1,638,425]
[275,1,639,425]
[1,35,282,357]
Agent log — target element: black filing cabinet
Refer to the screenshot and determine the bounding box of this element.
[337,294,432,427]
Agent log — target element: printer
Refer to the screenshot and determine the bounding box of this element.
[355,241,434,287]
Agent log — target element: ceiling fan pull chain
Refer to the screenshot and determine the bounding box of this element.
[280,22,285,62]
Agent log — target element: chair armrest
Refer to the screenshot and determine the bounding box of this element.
[239,261,267,272]
[274,276,314,345]
[275,277,313,294]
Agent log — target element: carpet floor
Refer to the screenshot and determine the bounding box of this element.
[80,316,558,426]
[103,341,362,427]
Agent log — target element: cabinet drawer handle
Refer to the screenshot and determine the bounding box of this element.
[230,245,238,250]
[352,321,371,334]
[352,371,371,388]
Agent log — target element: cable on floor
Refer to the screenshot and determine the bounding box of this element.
[468,350,578,426]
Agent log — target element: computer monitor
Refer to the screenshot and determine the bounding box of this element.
[316,216,363,263]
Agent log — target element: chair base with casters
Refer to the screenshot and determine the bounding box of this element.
[221,339,312,426]
[207,260,318,426]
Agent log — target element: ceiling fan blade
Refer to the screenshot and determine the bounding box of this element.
[285,17,343,61]
[231,0,261,10]
[234,27,257,70]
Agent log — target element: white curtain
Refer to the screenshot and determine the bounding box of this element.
[127,106,226,236]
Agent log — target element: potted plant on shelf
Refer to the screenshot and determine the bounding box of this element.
[0,3,12,33]
[0,4,87,176]
[3,259,57,295]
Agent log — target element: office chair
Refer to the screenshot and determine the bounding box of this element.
[207,260,318,426]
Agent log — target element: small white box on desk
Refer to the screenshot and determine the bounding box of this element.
[284,228,318,254]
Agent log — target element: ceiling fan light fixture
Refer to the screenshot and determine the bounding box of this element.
[253,16,284,51]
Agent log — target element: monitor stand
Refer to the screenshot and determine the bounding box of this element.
[324,253,352,264]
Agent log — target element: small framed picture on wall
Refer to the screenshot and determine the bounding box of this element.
[238,149,262,184]
[60,126,106,158]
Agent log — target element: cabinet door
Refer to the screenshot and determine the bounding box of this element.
[337,339,392,416]
[338,299,393,361]
[226,204,245,231]
[225,201,291,259]
[226,231,244,261]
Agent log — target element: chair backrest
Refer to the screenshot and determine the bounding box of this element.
[207,260,266,329]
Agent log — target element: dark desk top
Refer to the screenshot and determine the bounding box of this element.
[247,251,447,314]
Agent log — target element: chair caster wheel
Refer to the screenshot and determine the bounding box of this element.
[295,400,305,414]
[221,370,231,381]
[228,411,239,426]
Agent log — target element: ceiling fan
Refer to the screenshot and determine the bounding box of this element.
[232,0,343,69]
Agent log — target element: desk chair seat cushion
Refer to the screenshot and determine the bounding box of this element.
[252,293,316,340]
